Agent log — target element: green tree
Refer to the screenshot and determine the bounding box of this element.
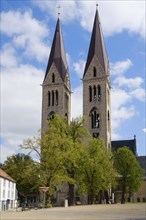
[65,116,89,205]
[20,115,89,206]
[78,138,115,204]
[2,153,39,196]
[114,147,143,204]
[21,115,74,205]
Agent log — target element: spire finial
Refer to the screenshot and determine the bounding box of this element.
[96,1,98,9]
[57,5,61,18]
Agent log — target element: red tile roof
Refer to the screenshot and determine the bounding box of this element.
[0,168,16,182]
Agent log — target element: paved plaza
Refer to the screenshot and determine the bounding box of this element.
[0,203,146,220]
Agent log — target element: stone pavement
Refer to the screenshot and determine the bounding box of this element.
[0,203,146,220]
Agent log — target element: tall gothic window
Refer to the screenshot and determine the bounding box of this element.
[52,73,55,83]
[108,111,110,121]
[93,67,97,77]
[93,85,96,100]
[91,110,100,128]
[52,91,54,106]
[89,86,92,102]
[48,91,51,106]
[98,85,101,101]
[56,90,58,105]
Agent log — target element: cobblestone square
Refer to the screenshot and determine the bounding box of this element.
[1,204,146,220]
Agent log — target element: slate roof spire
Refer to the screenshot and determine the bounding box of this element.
[83,7,109,77]
[44,18,68,82]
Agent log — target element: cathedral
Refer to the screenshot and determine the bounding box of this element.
[41,6,145,204]
[41,7,111,151]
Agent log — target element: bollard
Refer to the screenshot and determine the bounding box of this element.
[64,199,68,208]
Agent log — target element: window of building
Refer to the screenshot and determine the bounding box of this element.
[93,133,99,138]
[48,91,51,106]
[89,86,92,102]
[48,111,55,120]
[3,190,5,198]
[65,113,68,122]
[93,67,97,77]
[91,111,100,128]
[52,73,55,83]
[98,85,101,101]
[56,90,58,105]
[52,91,54,106]
[108,111,110,121]
[3,179,6,186]
[8,191,10,198]
[96,113,100,128]
[93,85,96,100]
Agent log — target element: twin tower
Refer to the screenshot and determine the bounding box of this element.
[41,8,111,151]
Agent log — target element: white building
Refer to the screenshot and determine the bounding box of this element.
[0,168,17,211]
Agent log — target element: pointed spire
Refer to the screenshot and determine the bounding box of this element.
[44,18,68,82]
[83,7,108,78]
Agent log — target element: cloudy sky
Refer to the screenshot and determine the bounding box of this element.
[1,0,145,162]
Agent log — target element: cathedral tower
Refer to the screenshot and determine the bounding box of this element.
[41,18,71,133]
[83,8,111,150]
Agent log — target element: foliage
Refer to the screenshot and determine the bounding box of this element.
[114,147,144,204]
[77,138,115,204]
[20,115,89,205]
[2,153,39,195]
[64,116,89,205]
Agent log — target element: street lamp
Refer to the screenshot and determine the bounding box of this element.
[39,187,49,207]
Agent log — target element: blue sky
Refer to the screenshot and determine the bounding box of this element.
[1,0,145,162]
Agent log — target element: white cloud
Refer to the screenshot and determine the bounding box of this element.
[114,76,143,89]
[110,58,145,140]
[130,88,146,102]
[71,85,83,119]
[1,44,18,68]
[1,63,44,145]
[1,10,50,62]
[110,59,133,76]
[33,1,145,38]
[73,59,86,79]
[143,128,146,133]
[99,1,145,38]
[33,0,78,23]
[111,89,131,109]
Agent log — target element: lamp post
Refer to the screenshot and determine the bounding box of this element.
[39,187,49,207]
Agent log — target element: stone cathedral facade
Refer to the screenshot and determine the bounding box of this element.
[41,19,71,134]
[41,8,111,150]
[41,7,145,204]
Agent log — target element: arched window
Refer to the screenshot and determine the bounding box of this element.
[108,111,110,121]
[48,91,51,106]
[96,113,100,128]
[48,111,55,120]
[91,114,94,128]
[52,73,55,83]
[93,85,96,100]
[65,113,68,122]
[52,91,54,106]
[56,90,58,105]
[98,85,101,101]
[89,86,92,102]
[91,111,100,128]
[93,67,97,77]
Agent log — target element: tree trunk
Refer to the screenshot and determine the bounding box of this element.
[88,189,94,204]
[68,183,75,206]
[104,190,109,204]
[121,185,126,204]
